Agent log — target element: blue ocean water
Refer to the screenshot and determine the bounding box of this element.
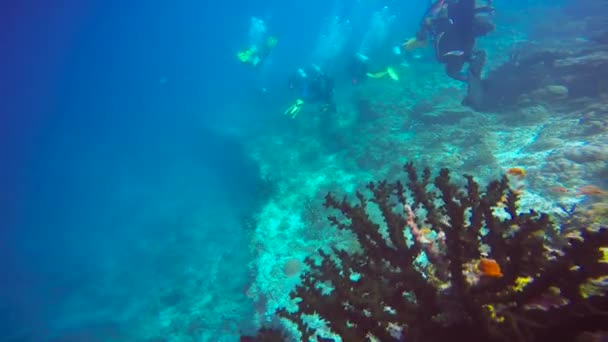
[2,1,278,339]
[1,0,604,341]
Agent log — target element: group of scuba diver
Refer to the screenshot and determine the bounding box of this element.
[237,0,496,117]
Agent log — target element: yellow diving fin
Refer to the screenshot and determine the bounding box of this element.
[366,71,388,79]
[367,67,399,81]
[386,67,399,81]
[284,99,305,119]
[237,48,253,63]
[403,37,427,51]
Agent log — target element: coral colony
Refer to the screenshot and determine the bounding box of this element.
[252,162,608,342]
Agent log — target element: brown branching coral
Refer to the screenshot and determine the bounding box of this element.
[276,162,608,342]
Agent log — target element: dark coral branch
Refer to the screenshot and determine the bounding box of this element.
[276,163,608,342]
[367,181,409,253]
[404,162,440,225]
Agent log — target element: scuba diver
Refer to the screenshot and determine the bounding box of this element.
[346,53,371,86]
[237,17,278,68]
[237,36,278,68]
[403,0,495,107]
[284,65,336,118]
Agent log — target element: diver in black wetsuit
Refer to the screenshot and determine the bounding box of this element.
[284,65,336,118]
[403,0,495,106]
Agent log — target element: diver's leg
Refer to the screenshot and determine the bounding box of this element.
[468,50,487,77]
[446,59,468,82]
[463,50,487,109]
[473,17,496,37]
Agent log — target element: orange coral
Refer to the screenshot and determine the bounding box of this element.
[478,258,504,278]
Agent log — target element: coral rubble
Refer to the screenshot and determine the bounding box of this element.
[276,163,608,341]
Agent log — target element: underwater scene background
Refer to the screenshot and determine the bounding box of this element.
[1,0,606,341]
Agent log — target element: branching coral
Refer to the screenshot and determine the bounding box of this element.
[276,162,608,342]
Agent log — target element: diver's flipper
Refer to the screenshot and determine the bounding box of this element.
[366,71,388,79]
[284,99,305,118]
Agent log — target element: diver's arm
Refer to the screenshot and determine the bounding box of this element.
[415,18,432,41]
[403,2,438,50]
[404,18,431,50]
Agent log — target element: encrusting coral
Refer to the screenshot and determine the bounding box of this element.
[275,162,608,342]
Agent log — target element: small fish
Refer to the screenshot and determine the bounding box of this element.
[506,167,526,177]
[577,185,608,196]
[478,258,503,278]
[443,50,465,57]
[550,187,569,193]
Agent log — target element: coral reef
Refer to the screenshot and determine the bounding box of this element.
[276,163,608,341]
[243,3,608,342]
[479,30,608,111]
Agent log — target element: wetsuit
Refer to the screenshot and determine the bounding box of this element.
[417,0,494,82]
